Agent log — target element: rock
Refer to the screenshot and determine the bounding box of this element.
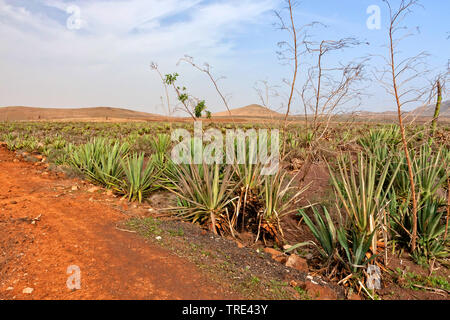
[285,254,309,273]
[87,186,100,193]
[22,287,34,294]
[305,282,337,300]
[283,244,293,251]
[6,287,13,291]
[71,186,79,191]
[264,247,287,264]
[291,158,304,171]
[348,292,363,300]
[235,241,244,249]
[272,254,288,264]
[264,247,283,256]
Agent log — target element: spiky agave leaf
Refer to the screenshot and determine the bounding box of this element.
[120,152,161,203]
[298,206,338,260]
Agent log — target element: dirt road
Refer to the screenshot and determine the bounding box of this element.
[0,147,238,300]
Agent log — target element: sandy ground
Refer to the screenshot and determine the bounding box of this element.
[0,146,239,300]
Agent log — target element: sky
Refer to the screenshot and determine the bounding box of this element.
[0,0,449,115]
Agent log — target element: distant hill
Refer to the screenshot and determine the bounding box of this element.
[212,104,283,119]
[1,102,448,123]
[352,100,450,122]
[410,100,450,117]
[0,106,164,121]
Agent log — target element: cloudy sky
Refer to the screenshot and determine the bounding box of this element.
[0,0,448,115]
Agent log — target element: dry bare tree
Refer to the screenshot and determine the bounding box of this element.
[178,55,233,118]
[253,80,280,109]
[300,38,368,142]
[150,62,173,117]
[274,0,321,128]
[380,0,431,251]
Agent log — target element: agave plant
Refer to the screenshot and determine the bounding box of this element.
[392,145,447,200]
[411,145,447,204]
[150,133,171,156]
[69,138,130,188]
[119,152,160,203]
[170,162,238,235]
[337,229,376,274]
[70,138,109,177]
[231,144,264,233]
[396,199,449,264]
[328,153,400,254]
[90,141,130,187]
[258,170,309,242]
[297,206,338,261]
[358,125,401,152]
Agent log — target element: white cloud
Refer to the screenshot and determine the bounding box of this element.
[0,0,276,111]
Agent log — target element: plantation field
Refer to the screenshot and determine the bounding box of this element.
[0,120,449,300]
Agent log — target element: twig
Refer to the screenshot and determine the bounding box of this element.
[411,284,448,296]
[115,227,137,233]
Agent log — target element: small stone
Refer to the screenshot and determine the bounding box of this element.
[264,247,283,256]
[87,186,100,193]
[71,186,79,191]
[273,254,288,264]
[285,254,309,273]
[6,287,13,291]
[264,247,287,264]
[155,236,162,241]
[348,292,363,300]
[22,287,34,294]
[305,282,337,300]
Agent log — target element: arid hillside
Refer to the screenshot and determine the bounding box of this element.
[0,106,164,122]
[212,104,283,119]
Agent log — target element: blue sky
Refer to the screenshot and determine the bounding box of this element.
[0,0,448,115]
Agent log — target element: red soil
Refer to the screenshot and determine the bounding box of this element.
[0,147,239,300]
